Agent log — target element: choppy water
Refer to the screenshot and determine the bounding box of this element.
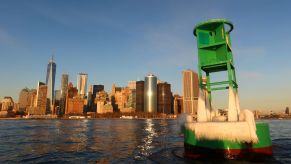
[0,119,290,163]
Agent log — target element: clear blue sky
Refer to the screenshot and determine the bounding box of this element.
[1,0,290,112]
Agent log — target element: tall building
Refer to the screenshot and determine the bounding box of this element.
[182,69,199,114]
[157,82,172,114]
[27,82,48,115]
[60,74,69,98]
[77,73,88,98]
[173,94,183,114]
[89,85,104,97]
[144,74,157,113]
[128,81,136,90]
[66,97,84,115]
[59,74,69,115]
[36,82,48,115]
[136,81,144,112]
[46,56,56,114]
[96,91,113,113]
[0,96,14,117]
[18,88,30,112]
[1,97,14,111]
[86,84,104,112]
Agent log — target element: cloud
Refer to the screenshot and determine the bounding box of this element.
[239,71,263,80]
[141,30,197,68]
[0,28,16,45]
[28,3,124,30]
[233,47,267,60]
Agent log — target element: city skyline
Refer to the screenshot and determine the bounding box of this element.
[1,0,291,111]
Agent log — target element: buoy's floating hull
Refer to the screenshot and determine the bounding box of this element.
[184,122,272,160]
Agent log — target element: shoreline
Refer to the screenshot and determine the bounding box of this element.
[1,117,291,120]
[0,117,177,120]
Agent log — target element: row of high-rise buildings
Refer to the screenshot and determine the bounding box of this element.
[1,57,201,117]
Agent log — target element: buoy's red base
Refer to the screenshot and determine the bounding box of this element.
[184,143,273,160]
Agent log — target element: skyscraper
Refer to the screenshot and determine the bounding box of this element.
[182,69,199,114]
[27,81,48,115]
[136,81,144,112]
[77,73,88,98]
[59,74,69,115]
[88,84,104,112]
[18,88,30,112]
[157,82,172,114]
[128,80,136,90]
[46,56,56,114]
[144,74,157,113]
[60,74,69,99]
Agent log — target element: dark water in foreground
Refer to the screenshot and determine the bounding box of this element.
[0,119,290,163]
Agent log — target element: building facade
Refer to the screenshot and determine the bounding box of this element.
[66,97,84,115]
[27,82,48,115]
[136,81,144,112]
[60,74,69,115]
[46,56,56,114]
[144,74,157,113]
[95,91,113,113]
[18,88,30,112]
[157,82,172,114]
[0,96,14,117]
[77,73,88,98]
[173,94,183,114]
[182,70,199,114]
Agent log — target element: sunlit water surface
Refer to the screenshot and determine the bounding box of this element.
[0,119,290,163]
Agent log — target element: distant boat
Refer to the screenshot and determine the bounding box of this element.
[69,116,85,119]
[120,115,135,119]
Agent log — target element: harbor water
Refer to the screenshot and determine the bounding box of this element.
[0,119,290,163]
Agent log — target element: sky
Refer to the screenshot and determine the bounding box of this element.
[0,0,291,112]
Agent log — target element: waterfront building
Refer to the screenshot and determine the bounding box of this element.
[97,101,113,113]
[126,89,136,109]
[1,97,14,111]
[60,74,69,115]
[136,81,144,112]
[157,82,172,114]
[36,82,48,115]
[88,84,104,112]
[128,80,136,90]
[77,73,88,98]
[182,69,199,114]
[144,74,157,113]
[66,96,84,115]
[67,82,78,99]
[54,90,61,101]
[60,74,69,98]
[27,82,48,115]
[111,84,122,94]
[95,91,113,113]
[173,94,183,114]
[29,89,37,108]
[89,85,104,97]
[111,86,131,112]
[46,56,56,114]
[18,88,30,112]
[0,96,14,117]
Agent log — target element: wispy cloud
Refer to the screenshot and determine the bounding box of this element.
[0,27,16,45]
[234,47,267,60]
[239,71,263,80]
[28,3,124,30]
[140,29,197,69]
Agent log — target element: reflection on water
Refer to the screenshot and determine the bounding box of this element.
[139,119,157,157]
[0,119,290,163]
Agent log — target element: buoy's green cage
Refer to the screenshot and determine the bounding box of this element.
[194,19,237,103]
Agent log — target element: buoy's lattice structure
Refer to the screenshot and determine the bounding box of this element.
[194,19,240,121]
